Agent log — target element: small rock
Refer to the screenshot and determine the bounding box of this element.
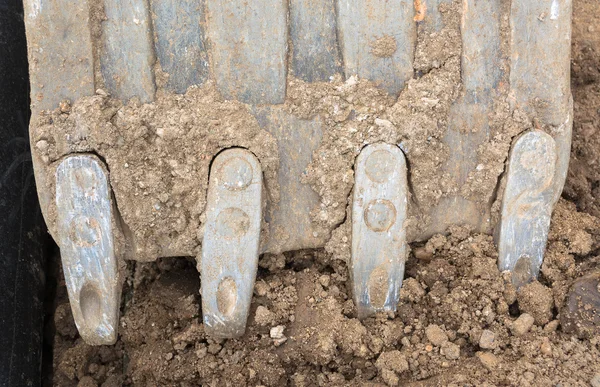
[590,373,600,387]
[425,324,448,346]
[381,368,399,387]
[476,351,499,370]
[543,320,560,333]
[318,275,331,288]
[254,280,269,297]
[375,350,409,374]
[517,281,554,325]
[77,376,98,387]
[561,272,600,339]
[35,139,49,152]
[479,330,496,349]
[374,118,395,130]
[270,325,285,339]
[440,342,460,360]
[511,313,535,336]
[254,306,274,326]
[413,247,433,261]
[540,337,552,356]
[273,337,287,347]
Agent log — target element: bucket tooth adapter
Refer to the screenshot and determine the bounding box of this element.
[24,0,573,342]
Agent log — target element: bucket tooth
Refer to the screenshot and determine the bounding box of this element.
[352,143,408,319]
[201,149,263,338]
[497,131,557,288]
[55,155,121,345]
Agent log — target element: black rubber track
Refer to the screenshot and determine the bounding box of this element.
[0,0,47,385]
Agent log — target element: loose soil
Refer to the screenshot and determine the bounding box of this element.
[46,0,600,385]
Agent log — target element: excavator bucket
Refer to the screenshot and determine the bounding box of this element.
[24,0,573,342]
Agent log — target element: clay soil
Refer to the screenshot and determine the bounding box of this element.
[46,1,600,386]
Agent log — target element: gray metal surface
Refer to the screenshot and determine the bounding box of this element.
[336,0,415,96]
[290,0,342,82]
[24,0,95,112]
[55,155,120,345]
[201,149,263,338]
[101,0,156,103]
[206,0,287,104]
[497,131,557,288]
[510,0,572,127]
[252,107,328,254]
[352,143,408,318]
[150,0,209,93]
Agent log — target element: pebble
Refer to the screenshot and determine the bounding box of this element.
[511,313,535,336]
[318,275,331,288]
[540,337,552,356]
[479,330,496,349]
[543,320,559,333]
[270,325,285,339]
[425,324,448,346]
[440,342,460,360]
[476,352,499,370]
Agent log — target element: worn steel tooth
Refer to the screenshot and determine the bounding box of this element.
[352,143,408,318]
[201,149,263,338]
[497,131,557,288]
[55,155,121,345]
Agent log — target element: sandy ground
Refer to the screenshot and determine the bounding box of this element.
[45,0,600,385]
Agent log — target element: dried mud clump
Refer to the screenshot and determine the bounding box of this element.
[32,85,279,261]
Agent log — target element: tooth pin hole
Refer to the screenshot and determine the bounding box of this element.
[217,277,238,318]
[79,282,103,331]
[220,156,253,191]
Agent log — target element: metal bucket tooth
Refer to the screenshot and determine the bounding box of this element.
[352,143,408,319]
[201,149,263,338]
[55,155,121,345]
[497,131,558,288]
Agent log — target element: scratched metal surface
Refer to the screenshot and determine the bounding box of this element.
[252,107,328,254]
[206,0,287,104]
[497,131,557,288]
[290,0,342,82]
[427,0,503,237]
[336,0,415,96]
[23,0,94,113]
[101,0,156,103]
[150,0,209,94]
[55,155,120,345]
[201,149,263,338]
[351,144,408,318]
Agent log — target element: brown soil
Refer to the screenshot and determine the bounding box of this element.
[47,0,600,386]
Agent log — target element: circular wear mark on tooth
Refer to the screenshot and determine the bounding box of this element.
[215,207,250,238]
[217,277,238,318]
[364,150,395,183]
[79,282,103,330]
[364,199,397,232]
[220,156,253,191]
[368,265,389,309]
[69,215,102,247]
